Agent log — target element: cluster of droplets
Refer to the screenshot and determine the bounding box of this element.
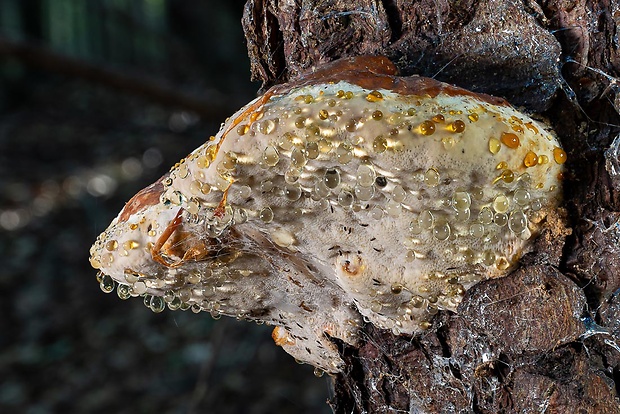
[90,77,565,352]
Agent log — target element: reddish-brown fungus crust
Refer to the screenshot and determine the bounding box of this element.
[150,208,184,267]
[119,177,165,222]
[271,55,508,107]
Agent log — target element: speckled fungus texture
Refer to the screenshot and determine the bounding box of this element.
[90,56,566,374]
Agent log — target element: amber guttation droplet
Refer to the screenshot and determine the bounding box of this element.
[432,114,445,123]
[366,90,383,102]
[318,109,329,120]
[467,113,479,122]
[553,147,567,164]
[500,132,520,149]
[501,169,514,183]
[449,120,465,133]
[371,110,383,120]
[523,151,538,167]
[419,120,435,136]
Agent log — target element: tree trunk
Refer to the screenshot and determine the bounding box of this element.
[242,0,620,412]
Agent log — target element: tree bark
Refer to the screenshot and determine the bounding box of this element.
[242,0,620,412]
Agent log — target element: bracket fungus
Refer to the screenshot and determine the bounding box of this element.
[90,56,566,374]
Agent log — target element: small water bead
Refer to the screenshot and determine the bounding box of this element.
[306,142,319,159]
[500,132,520,149]
[105,240,118,251]
[470,223,485,238]
[259,119,277,135]
[452,191,471,211]
[424,168,440,187]
[236,185,252,199]
[190,180,203,195]
[356,165,376,187]
[338,191,355,209]
[237,124,249,135]
[100,274,115,293]
[409,218,423,234]
[132,280,147,295]
[336,143,353,164]
[496,257,510,270]
[482,250,496,266]
[488,138,501,154]
[373,135,388,153]
[454,208,470,222]
[260,180,274,193]
[295,116,307,128]
[442,136,455,150]
[318,109,329,120]
[355,184,375,201]
[494,213,508,227]
[259,206,274,223]
[553,147,567,164]
[314,180,330,199]
[531,198,542,211]
[278,132,296,150]
[433,221,451,241]
[318,138,332,153]
[419,120,436,135]
[168,297,182,310]
[420,210,435,229]
[324,169,341,189]
[284,168,302,184]
[385,200,402,217]
[513,188,531,206]
[285,184,302,201]
[262,145,280,167]
[291,148,307,168]
[372,110,383,120]
[366,90,383,102]
[432,114,445,123]
[493,195,509,213]
[371,207,384,220]
[117,284,131,300]
[392,185,406,203]
[479,207,494,224]
[508,210,528,234]
[538,154,549,164]
[178,163,189,178]
[150,296,166,313]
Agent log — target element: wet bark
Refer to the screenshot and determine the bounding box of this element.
[243,0,620,413]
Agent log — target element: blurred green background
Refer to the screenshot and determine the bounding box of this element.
[0,1,332,413]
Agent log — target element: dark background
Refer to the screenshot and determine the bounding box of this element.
[0,1,332,413]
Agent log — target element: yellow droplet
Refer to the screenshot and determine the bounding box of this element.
[537,154,549,164]
[500,132,520,149]
[373,135,388,153]
[496,161,508,170]
[366,90,383,102]
[553,147,567,164]
[237,124,249,135]
[489,138,501,154]
[442,136,455,150]
[432,114,445,123]
[371,110,383,120]
[105,240,118,251]
[419,120,435,136]
[449,120,466,133]
[523,151,538,167]
[501,170,514,183]
[123,240,140,250]
[318,109,329,120]
[468,113,479,122]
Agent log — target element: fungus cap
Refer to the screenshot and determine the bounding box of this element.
[89,56,565,373]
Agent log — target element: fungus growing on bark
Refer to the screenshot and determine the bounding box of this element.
[89,56,565,374]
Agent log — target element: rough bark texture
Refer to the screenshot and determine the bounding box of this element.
[243,0,620,412]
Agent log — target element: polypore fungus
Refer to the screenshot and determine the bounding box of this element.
[90,56,566,374]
